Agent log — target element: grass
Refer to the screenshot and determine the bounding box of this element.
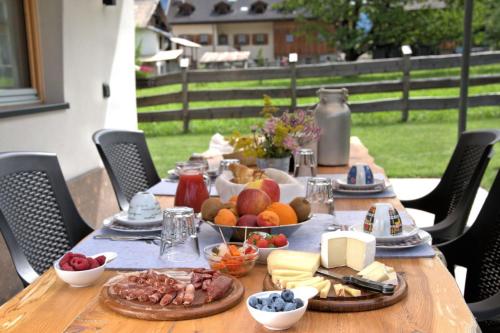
[138,63,500,190]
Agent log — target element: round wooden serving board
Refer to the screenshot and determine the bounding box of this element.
[263,267,407,313]
[100,270,244,321]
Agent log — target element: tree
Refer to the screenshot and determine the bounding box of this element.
[275,0,468,61]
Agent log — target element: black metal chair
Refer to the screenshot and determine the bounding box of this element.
[92,129,160,211]
[437,170,500,332]
[402,130,499,244]
[0,152,93,285]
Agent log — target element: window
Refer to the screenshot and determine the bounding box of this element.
[198,34,212,46]
[0,0,43,106]
[213,1,231,15]
[234,34,249,46]
[252,33,268,45]
[218,33,228,45]
[177,3,195,16]
[250,1,267,14]
[285,33,294,43]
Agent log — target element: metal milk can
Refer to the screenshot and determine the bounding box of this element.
[314,88,351,166]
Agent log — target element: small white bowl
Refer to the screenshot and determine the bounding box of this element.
[257,243,289,264]
[54,252,117,287]
[247,287,317,330]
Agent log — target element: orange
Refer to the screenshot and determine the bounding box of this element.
[228,195,238,204]
[266,202,298,225]
[214,208,237,226]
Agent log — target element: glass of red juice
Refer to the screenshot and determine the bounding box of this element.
[174,162,209,213]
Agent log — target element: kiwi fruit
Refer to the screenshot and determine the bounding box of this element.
[289,197,312,222]
[201,198,224,221]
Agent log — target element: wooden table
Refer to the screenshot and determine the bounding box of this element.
[0,138,479,332]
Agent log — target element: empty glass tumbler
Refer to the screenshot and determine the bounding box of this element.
[294,148,317,177]
[306,177,335,215]
[160,207,197,261]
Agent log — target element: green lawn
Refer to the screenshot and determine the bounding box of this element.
[139,63,500,190]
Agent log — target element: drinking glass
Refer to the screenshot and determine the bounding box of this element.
[294,148,317,177]
[306,177,344,230]
[160,207,198,262]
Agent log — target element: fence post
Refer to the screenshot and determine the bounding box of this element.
[180,58,190,133]
[289,53,298,110]
[401,45,412,122]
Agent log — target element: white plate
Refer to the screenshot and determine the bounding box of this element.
[375,230,432,249]
[114,211,162,227]
[103,214,162,233]
[349,224,420,242]
[333,176,387,193]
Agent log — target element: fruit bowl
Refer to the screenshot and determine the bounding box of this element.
[245,232,289,264]
[54,251,117,287]
[204,215,314,242]
[203,242,259,277]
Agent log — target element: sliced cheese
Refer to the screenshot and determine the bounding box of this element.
[358,261,398,286]
[357,261,385,277]
[319,280,331,298]
[271,269,314,277]
[267,250,320,275]
[320,231,376,271]
[272,275,312,288]
[333,284,361,297]
[286,276,324,289]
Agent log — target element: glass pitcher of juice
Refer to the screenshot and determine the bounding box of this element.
[174,162,209,213]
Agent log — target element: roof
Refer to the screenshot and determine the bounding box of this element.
[167,0,296,25]
[135,0,160,28]
[199,51,251,63]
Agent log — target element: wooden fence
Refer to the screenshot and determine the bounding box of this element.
[136,50,500,132]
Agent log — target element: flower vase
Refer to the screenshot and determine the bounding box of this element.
[256,156,291,172]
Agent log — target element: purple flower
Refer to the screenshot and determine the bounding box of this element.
[283,135,299,151]
[263,118,278,134]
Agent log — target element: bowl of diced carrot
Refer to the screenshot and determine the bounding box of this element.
[203,242,259,277]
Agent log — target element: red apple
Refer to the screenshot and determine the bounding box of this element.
[237,189,271,216]
[237,214,258,227]
[245,178,280,202]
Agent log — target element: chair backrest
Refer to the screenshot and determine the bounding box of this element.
[92,129,160,211]
[460,170,500,304]
[0,152,92,284]
[432,130,498,224]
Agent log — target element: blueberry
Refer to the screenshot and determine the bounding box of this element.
[255,303,263,310]
[273,298,286,311]
[281,289,294,302]
[249,296,258,308]
[293,298,304,308]
[269,293,281,302]
[284,302,297,311]
[261,305,275,312]
[260,298,271,306]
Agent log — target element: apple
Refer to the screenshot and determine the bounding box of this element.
[245,178,280,202]
[236,189,271,216]
[237,214,258,227]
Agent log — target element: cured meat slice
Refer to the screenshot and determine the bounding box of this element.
[160,291,177,306]
[206,275,233,303]
[202,279,212,291]
[183,284,195,305]
[172,289,185,305]
[149,292,163,304]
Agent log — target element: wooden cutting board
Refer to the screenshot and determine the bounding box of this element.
[100,269,244,321]
[263,266,407,312]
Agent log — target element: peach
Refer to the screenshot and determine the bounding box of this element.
[237,214,259,227]
[214,209,237,226]
[245,178,280,202]
[257,211,280,227]
[236,189,271,216]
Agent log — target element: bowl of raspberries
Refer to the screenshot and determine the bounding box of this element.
[245,232,289,264]
[247,287,317,330]
[54,251,116,287]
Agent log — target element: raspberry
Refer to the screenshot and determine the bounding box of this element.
[70,257,90,271]
[60,262,74,271]
[256,239,269,248]
[72,253,86,259]
[273,234,288,248]
[60,252,73,265]
[87,257,100,269]
[95,255,106,266]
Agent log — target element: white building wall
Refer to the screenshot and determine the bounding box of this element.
[0,0,137,179]
[171,22,274,62]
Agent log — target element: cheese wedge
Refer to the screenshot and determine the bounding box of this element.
[286,276,324,289]
[271,269,314,277]
[357,261,398,286]
[357,261,385,277]
[272,274,312,288]
[267,250,320,275]
[319,280,331,298]
[333,284,361,297]
[320,231,376,271]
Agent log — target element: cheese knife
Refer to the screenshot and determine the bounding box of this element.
[316,267,395,295]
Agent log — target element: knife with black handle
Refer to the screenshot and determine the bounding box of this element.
[316,267,396,295]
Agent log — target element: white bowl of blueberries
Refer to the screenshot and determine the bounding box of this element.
[247,287,318,330]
